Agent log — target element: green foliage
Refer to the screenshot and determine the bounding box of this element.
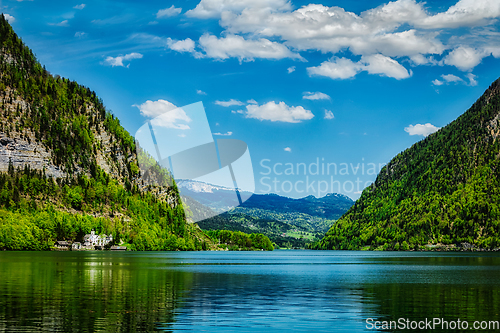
[315,79,500,251]
[199,211,325,249]
[0,166,209,251]
[0,14,137,179]
[196,192,353,249]
[0,15,217,251]
[0,16,277,252]
[237,192,353,223]
[206,229,274,251]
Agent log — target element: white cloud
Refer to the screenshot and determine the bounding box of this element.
[74,31,86,38]
[179,0,500,74]
[362,54,412,79]
[303,91,331,100]
[157,5,182,18]
[133,99,177,117]
[197,89,207,95]
[213,131,233,136]
[432,73,478,86]
[49,20,69,27]
[284,147,292,152]
[418,0,500,29]
[167,38,196,53]
[73,4,85,10]
[247,99,258,104]
[404,123,440,137]
[186,0,292,19]
[133,99,192,130]
[307,55,410,80]
[441,74,464,83]
[466,73,478,86]
[243,101,314,123]
[350,30,444,58]
[307,57,363,80]
[178,133,186,138]
[324,110,335,119]
[215,99,244,107]
[486,45,500,59]
[220,2,443,57]
[198,34,303,62]
[104,52,143,67]
[4,14,15,23]
[443,46,486,71]
[410,54,438,66]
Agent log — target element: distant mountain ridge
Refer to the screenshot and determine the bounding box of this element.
[177,179,245,194]
[240,192,353,220]
[180,179,355,248]
[316,77,500,251]
[177,179,354,219]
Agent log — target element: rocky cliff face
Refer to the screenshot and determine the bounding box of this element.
[0,133,64,177]
[0,26,181,208]
[0,84,135,181]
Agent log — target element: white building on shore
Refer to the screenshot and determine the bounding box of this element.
[83,230,113,248]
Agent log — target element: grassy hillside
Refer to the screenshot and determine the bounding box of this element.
[316,78,500,251]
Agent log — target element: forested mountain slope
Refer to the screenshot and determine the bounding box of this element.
[196,190,354,249]
[0,14,211,250]
[316,77,500,251]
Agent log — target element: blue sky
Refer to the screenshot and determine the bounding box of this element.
[2,0,500,199]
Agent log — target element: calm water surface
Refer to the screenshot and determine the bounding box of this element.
[1,251,500,332]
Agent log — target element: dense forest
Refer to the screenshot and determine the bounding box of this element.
[0,15,272,251]
[199,211,316,249]
[315,78,500,251]
[205,229,274,251]
[193,188,353,248]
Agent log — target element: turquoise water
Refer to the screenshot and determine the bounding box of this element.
[1,251,500,332]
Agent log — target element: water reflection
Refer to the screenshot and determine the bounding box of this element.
[0,251,499,332]
[0,252,193,332]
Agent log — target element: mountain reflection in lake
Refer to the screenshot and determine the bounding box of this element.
[0,251,499,332]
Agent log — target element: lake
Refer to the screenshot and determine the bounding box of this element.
[1,251,500,332]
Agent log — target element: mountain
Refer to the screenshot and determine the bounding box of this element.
[0,16,275,252]
[316,78,500,251]
[239,192,353,220]
[176,179,253,214]
[0,15,216,250]
[180,179,355,248]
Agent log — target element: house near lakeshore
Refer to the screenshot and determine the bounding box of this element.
[54,230,115,250]
[83,230,113,249]
[55,240,70,250]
